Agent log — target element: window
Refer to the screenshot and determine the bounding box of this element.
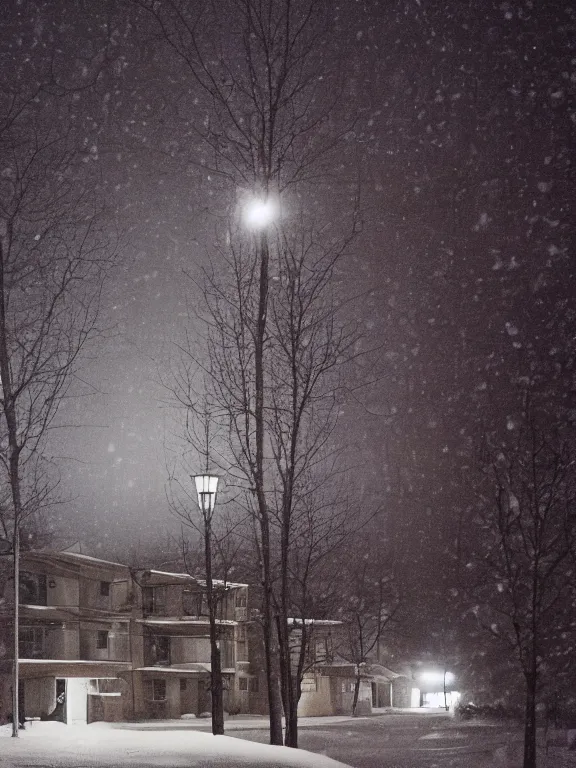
[100,581,110,597]
[235,592,247,608]
[19,626,45,658]
[148,679,166,701]
[142,586,166,615]
[20,573,47,606]
[97,631,109,649]
[249,677,259,693]
[148,634,170,666]
[236,624,246,642]
[180,678,187,692]
[315,639,327,661]
[238,677,248,691]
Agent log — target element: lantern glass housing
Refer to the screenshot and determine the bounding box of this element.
[194,474,219,513]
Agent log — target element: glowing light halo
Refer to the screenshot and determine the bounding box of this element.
[420,670,455,685]
[243,197,277,230]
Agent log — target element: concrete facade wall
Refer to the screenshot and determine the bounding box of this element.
[47,576,79,608]
[79,625,130,662]
[391,676,412,708]
[23,677,56,717]
[170,636,210,664]
[298,674,334,716]
[44,627,79,659]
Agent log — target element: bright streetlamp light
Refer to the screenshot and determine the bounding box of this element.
[420,670,455,685]
[243,197,277,229]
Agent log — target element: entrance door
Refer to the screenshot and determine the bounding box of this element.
[65,679,88,725]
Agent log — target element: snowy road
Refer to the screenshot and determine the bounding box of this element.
[3,715,575,768]
[229,714,521,767]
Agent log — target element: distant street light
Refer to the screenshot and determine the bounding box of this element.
[420,670,455,685]
[193,473,224,735]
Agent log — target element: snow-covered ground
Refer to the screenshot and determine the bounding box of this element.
[0,721,353,767]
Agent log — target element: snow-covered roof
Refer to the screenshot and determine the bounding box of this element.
[19,659,131,666]
[146,569,196,581]
[287,618,342,626]
[137,663,212,674]
[53,552,130,570]
[365,663,406,680]
[138,618,237,626]
[197,579,249,589]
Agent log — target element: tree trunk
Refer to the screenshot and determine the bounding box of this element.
[285,697,298,748]
[254,227,283,745]
[523,672,537,768]
[278,489,297,747]
[277,615,298,747]
[352,672,361,716]
[0,239,23,737]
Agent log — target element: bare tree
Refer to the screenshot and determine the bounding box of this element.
[336,535,400,716]
[137,0,358,746]
[0,82,117,734]
[463,396,576,768]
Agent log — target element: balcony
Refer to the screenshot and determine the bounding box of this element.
[19,624,72,660]
[144,635,171,667]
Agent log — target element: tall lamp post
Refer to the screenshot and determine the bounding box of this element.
[241,194,284,746]
[193,473,224,735]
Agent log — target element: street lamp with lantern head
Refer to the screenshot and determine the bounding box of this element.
[194,474,219,515]
[193,472,224,735]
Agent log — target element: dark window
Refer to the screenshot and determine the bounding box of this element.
[149,679,166,701]
[196,593,207,616]
[315,639,327,661]
[19,626,45,658]
[180,678,187,692]
[142,586,166,614]
[100,581,110,597]
[20,573,47,606]
[97,630,109,649]
[238,677,248,691]
[149,634,170,666]
[235,592,247,608]
[249,677,259,693]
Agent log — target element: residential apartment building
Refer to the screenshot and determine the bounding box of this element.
[0,551,253,725]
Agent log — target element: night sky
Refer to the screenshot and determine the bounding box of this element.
[3,0,574,564]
